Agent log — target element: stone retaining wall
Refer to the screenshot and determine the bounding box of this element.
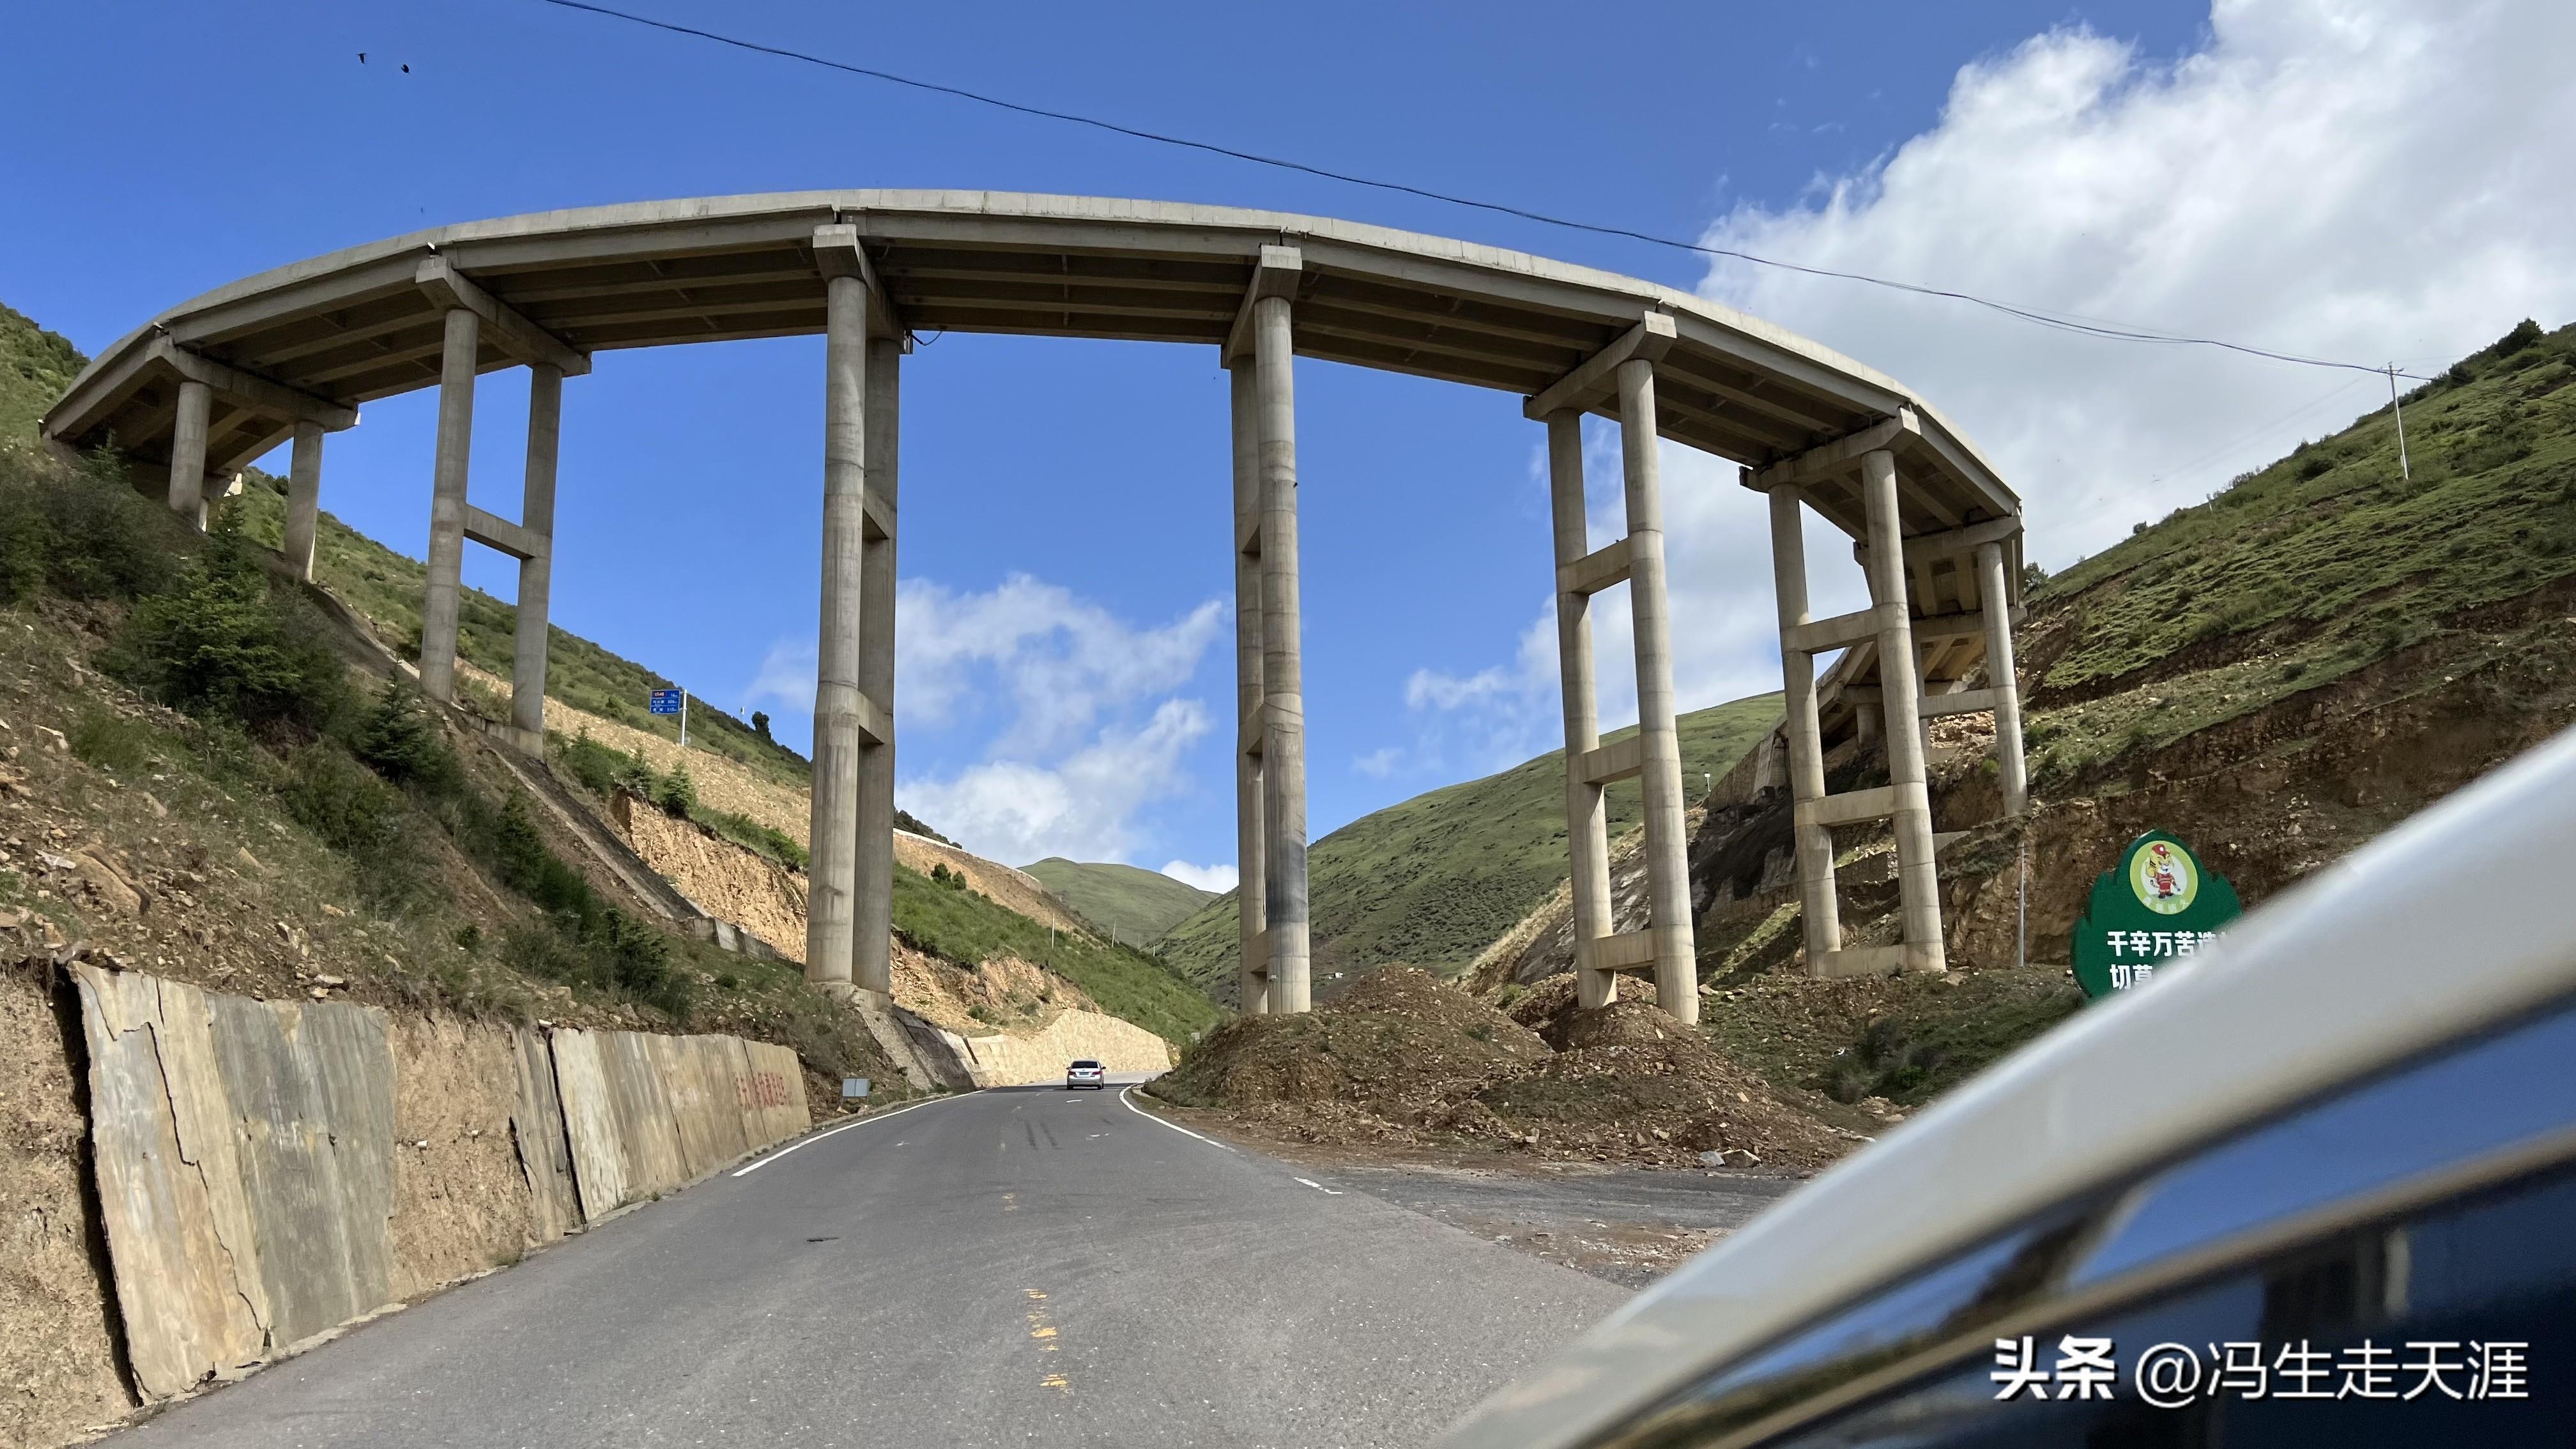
[49,961,812,1422]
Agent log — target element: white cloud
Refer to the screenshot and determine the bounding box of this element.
[900,698,1211,868]
[741,574,1227,868]
[1160,860,1239,893]
[896,574,1224,755]
[1700,0,2576,569]
[1399,0,2576,765]
[742,638,817,716]
[1350,746,1403,779]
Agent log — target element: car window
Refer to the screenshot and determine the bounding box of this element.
[1586,997,2576,1449]
[1756,1163,2573,1446]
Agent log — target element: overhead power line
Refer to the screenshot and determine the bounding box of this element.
[535,0,2428,381]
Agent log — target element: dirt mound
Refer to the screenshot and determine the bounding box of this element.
[1156,967,1544,1113]
[1158,969,1852,1174]
[1474,1004,1851,1172]
[1503,972,1656,1046]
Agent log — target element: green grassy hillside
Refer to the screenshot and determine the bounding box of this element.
[2,303,88,450]
[893,864,1220,1043]
[1159,694,1782,999]
[0,311,809,791]
[222,479,815,791]
[2020,318,2576,782]
[1021,858,1214,945]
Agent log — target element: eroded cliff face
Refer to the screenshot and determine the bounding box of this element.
[615,798,809,960]
[610,797,1171,1087]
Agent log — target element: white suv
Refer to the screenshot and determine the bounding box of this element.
[1065,1059,1105,1091]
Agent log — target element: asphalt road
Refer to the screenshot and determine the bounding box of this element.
[112,1086,1630,1449]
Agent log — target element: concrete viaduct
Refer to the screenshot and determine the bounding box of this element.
[40,192,2028,1022]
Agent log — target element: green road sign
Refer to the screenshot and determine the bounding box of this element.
[2071,831,2244,1000]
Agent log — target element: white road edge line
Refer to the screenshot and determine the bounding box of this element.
[1118,1085,1236,1153]
[1293,1177,1345,1195]
[732,1093,970,1177]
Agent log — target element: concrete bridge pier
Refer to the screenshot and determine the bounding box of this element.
[1527,316,1696,1022]
[168,379,211,530]
[1252,278,1312,1015]
[1767,486,1843,965]
[1751,413,2028,979]
[1544,410,1616,1011]
[806,223,905,1002]
[1229,362,1271,1015]
[284,422,325,581]
[1860,450,1947,974]
[508,365,563,749]
[1616,358,1700,1022]
[806,266,871,999]
[852,334,901,999]
[419,307,481,704]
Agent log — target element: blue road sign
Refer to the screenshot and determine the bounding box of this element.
[648,689,682,716]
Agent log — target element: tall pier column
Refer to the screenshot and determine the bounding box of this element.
[419,307,481,703]
[1253,293,1310,1014]
[510,364,562,744]
[1768,486,1842,963]
[806,272,870,997]
[284,421,325,580]
[168,379,211,530]
[1230,362,1271,1015]
[1616,359,1698,1023]
[851,335,901,999]
[1977,540,2029,816]
[1545,411,1617,1011]
[1862,450,1946,973]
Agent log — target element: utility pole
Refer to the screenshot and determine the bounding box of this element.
[2388,364,2411,483]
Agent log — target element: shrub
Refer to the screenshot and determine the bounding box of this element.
[69,709,157,774]
[278,745,436,912]
[0,448,175,606]
[555,728,625,797]
[353,680,462,795]
[654,761,696,816]
[751,710,773,742]
[116,521,347,737]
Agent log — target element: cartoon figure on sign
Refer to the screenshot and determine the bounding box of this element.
[2145,845,2181,901]
[2129,838,2198,916]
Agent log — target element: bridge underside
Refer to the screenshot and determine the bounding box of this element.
[45,191,2030,1011]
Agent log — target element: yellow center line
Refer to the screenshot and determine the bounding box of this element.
[1023,1289,1070,1390]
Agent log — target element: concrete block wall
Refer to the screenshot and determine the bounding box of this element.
[34,960,813,1426]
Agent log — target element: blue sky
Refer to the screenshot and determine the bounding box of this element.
[8,1,2568,882]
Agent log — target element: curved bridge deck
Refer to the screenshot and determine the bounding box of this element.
[50,192,2009,543]
[45,190,2031,993]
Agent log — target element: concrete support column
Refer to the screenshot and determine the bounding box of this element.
[1861,450,1947,973]
[419,307,481,703]
[1229,362,1271,1015]
[1253,294,1310,1014]
[805,274,870,997]
[509,364,563,747]
[168,379,211,530]
[284,421,324,581]
[1977,540,2030,816]
[1616,358,1698,1023]
[1768,486,1842,966]
[1545,410,1616,1011]
[851,335,901,999]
